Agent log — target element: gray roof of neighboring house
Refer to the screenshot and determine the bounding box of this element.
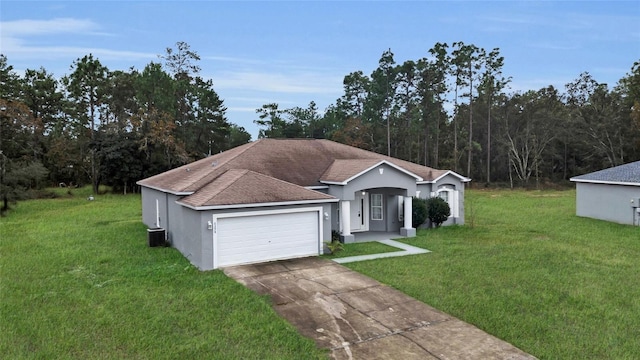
[137,138,470,205]
[570,161,640,186]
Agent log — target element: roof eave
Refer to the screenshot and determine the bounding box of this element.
[138,182,194,196]
[570,178,640,186]
[322,160,424,184]
[178,198,339,211]
[418,170,471,184]
[305,185,329,190]
[350,160,423,182]
[320,180,347,185]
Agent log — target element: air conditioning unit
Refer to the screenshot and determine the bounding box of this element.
[147,228,166,247]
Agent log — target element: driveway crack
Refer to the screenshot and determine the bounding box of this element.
[328,317,450,352]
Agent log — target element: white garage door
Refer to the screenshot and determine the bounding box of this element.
[215,210,320,268]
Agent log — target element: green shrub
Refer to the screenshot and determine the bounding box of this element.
[426,197,450,227]
[412,197,428,228]
[325,240,344,255]
[325,230,344,255]
[331,230,341,243]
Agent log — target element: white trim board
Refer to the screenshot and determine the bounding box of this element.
[570,178,640,187]
[179,198,338,211]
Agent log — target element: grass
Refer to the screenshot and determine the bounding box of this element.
[0,187,326,359]
[344,189,640,359]
[4,188,639,359]
[321,240,400,259]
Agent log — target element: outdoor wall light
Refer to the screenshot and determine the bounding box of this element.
[379,168,384,174]
[361,191,366,196]
[324,212,329,220]
[207,221,213,230]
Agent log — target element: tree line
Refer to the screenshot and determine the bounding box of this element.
[253,43,640,188]
[1,42,251,212]
[1,41,639,213]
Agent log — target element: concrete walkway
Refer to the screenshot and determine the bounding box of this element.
[332,239,430,264]
[224,257,536,360]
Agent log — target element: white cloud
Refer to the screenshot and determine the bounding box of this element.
[225,96,297,105]
[0,17,155,63]
[593,66,634,76]
[529,42,580,51]
[6,44,156,61]
[227,106,260,113]
[1,18,98,36]
[213,70,343,95]
[480,15,539,26]
[201,55,265,65]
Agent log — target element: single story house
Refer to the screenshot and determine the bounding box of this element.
[137,139,470,270]
[570,161,640,226]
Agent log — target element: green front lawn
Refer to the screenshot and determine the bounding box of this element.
[3,188,639,359]
[0,188,325,359]
[322,240,400,258]
[345,189,640,359]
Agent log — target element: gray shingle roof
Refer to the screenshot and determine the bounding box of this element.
[570,161,640,185]
[178,169,335,208]
[137,138,469,205]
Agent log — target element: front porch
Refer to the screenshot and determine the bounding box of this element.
[352,231,408,243]
[338,191,416,243]
[325,161,422,244]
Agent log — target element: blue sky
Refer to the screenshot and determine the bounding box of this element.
[1,1,639,140]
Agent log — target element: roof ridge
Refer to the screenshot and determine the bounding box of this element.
[206,169,249,199]
[310,139,339,181]
[136,141,261,191]
[242,168,325,193]
[216,139,262,167]
[184,141,262,193]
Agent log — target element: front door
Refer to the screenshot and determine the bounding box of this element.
[350,192,369,232]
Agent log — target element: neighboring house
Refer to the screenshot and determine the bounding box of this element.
[570,161,640,226]
[137,139,470,270]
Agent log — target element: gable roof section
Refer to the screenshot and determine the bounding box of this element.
[137,141,259,194]
[428,170,472,184]
[179,169,336,209]
[320,159,423,184]
[570,161,640,186]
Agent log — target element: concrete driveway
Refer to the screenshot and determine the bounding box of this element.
[224,257,536,360]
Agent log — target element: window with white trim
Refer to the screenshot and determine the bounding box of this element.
[436,186,459,218]
[438,190,449,204]
[371,194,383,220]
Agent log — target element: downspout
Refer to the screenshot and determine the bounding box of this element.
[155,199,160,227]
[165,193,170,243]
